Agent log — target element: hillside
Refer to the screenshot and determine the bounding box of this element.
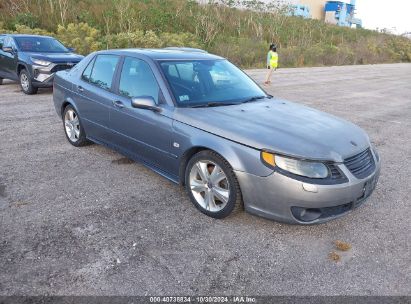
[1,0,411,68]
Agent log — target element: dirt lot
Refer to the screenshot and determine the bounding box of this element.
[0,64,410,296]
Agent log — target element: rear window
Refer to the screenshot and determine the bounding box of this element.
[82,55,119,90]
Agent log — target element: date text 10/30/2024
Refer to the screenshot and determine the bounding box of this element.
[149,296,257,303]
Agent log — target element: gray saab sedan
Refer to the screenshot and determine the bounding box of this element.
[53,49,381,224]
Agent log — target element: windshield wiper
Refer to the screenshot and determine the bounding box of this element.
[189,102,238,108]
[241,95,271,104]
[188,95,272,108]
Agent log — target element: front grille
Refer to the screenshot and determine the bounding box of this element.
[329,165,347,182]
[51,63,76,73]
[344,148,375,179]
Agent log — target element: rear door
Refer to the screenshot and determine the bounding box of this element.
[74,54,120,143]
[109,56,176,174]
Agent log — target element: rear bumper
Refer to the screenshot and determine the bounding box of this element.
[236,156,381,224]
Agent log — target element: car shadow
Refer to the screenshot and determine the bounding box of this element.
[1,79,53,95]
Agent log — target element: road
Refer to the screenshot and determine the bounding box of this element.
[0,63,410,296]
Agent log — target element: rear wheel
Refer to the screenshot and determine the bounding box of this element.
[63,105,89,147]
[0,78,3,85]
[185,150,242,219]
[19,69,38,95]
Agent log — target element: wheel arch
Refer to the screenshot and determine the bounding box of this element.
[178,137,272,185]
[61,97,80,117]
[17,63,29,76]
[178,146,211,185]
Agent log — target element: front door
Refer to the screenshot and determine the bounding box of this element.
[0,36,5,78]
[0,37,18,80]
[110,56,175,175]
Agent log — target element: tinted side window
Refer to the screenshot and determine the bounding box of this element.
[3,37,16,49]
[87,55,119,90]
[3,37,10,48]
[119,57,160,103]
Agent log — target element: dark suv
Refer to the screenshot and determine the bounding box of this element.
[0,34,83,94]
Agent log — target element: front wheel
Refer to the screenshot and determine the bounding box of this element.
[19,69,38,95]
[185,150,242,219]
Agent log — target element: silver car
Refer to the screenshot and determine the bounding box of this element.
[53,49,381,224]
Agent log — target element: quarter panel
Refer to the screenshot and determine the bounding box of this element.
[53,71,78,117]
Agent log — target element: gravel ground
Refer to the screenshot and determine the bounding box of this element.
[0,63,410,296]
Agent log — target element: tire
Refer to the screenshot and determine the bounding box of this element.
[19,69,38,95]
[0,78,3,85]
[185,150,242,219]
[62,105,89,147]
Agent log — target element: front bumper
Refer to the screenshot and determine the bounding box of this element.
[236,156,381,224]
[30,63,75,87]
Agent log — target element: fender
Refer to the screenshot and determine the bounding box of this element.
[16,61,30,77]
[173,120,273,183]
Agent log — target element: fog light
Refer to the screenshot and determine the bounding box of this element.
[291,207,322,222]
[302,183,318,193]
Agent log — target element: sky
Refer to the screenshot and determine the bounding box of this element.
[354,0,411,34]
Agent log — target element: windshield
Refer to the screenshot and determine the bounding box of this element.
[160,59,267,107]
[14,36,69,53]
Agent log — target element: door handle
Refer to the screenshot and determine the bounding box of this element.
[77,85,84,92]
[112,100,124,109]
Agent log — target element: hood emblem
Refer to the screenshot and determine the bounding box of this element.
[350,141,358,147]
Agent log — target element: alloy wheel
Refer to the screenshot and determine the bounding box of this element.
[20,73,29,92]
[189,160,230,212]
[64,109,80,143]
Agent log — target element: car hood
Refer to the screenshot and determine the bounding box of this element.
[173,99,370,162]
[26,52,84,63]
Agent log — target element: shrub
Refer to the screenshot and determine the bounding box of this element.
[210,37,267,68]
[143,30,162,48]
[14,24,54,36]
[57,23,102,55]
[14,13,40,29]
[0,22,6,33]
[160,32,202,48]
[104,31,146,49]
[105,30,162,49]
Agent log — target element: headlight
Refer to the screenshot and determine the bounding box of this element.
[261,151,329,178]
[31,57,51,66]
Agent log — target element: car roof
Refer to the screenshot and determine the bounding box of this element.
[97,48,224,61]
[7,34,55,39]
[164,47,208,53]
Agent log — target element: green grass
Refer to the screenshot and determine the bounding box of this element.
[1,0,410,68]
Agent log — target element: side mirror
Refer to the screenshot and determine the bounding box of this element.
[2,46,14,53]
[131,96,161,112]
